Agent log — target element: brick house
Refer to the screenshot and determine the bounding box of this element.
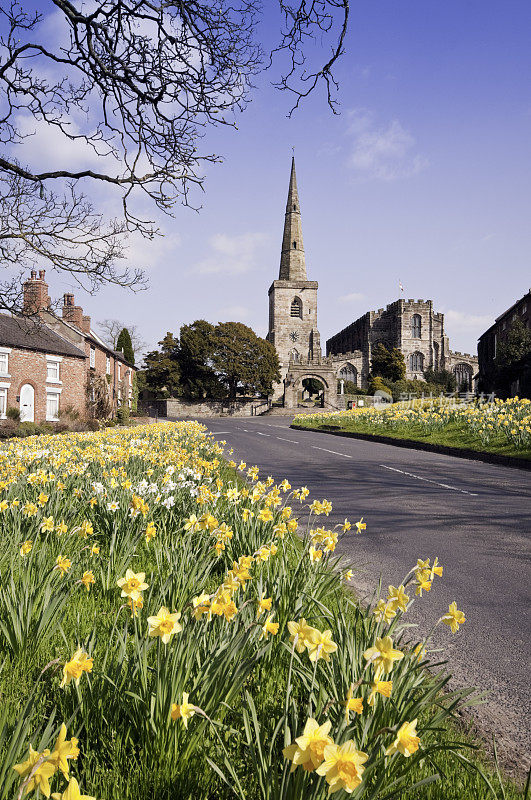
[478,289,531,396]
[0,270,137,423]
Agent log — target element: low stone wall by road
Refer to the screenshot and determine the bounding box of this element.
[149,398,269,418]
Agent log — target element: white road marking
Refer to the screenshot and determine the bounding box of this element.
[211,431,230,435]
[311,445,353,459]
[379,464,478,495]
[256,432,271,437]
[276,436,299,443]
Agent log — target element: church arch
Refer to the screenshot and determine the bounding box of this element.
[409,351,424,372]
[290,296,302,318]
[453,362,473,390]
[411,314,422,338]
[339,363,358,386]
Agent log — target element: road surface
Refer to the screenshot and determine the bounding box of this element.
[199,415,531,773]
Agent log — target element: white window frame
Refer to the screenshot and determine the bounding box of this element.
[90,346,95,368]
[0,347,11,376]
[45,388,62,421]
[106,355,111,374]
[117,363,121,380]
[46,354,62,383]
[0,386,8,418]
[128,369,132,386]
[118,387,122,401]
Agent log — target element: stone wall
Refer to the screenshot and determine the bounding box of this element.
[153,398,270,418]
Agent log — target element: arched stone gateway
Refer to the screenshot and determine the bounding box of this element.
[283,362,337,409]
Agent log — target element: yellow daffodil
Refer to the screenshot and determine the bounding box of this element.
[283,718,333,772]
[287,618,316,653]
[147,606,182,643]
[41,516,55,532]
[260,614,279,639]
[363,636,404,677]
[385,719,420,757]
[51,777,95,800]
[345,687,364,719]
[441,602,465,633]
[355,518,366,534]
[116,569,148,601]
[49,723,79,779]
[367,680,392,706]
[316,740,368,793]
[60,649,93,688]
[171,691,196,727]
[80,571,95,591]
[386,585,409,613]
[13,745,56,797]
[256,593,272,618]
[20,539,32,556]
[306,627,337,662]
[55,555,71,577]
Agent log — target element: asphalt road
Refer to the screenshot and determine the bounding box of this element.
[199,415,531,772]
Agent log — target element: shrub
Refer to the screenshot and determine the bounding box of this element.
[116,404,130,424]
[6,406,20,421]
[367,375,393,396]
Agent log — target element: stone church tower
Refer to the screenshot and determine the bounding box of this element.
[267,158,324,401]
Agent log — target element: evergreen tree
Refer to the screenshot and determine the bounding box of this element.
[178,320,221,399]
[143,333,180,397]
[116,327,135,364]
[370,342,406,382]
[212,322,280,399]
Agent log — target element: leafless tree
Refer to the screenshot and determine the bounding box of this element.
[97,318,146,353]
[0,0,349,313]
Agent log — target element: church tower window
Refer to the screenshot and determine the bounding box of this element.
[410,351,424,371]
[292,241,297,249]
[291,297,302,318]
[411,314,421,338]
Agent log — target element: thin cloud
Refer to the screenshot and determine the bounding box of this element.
[346,109,428,181]
[339,292,365,303]
[193,232,267,275]
[444,309,492,334]
[219,305,249,319]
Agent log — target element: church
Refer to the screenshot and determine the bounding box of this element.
[266,159,478,409]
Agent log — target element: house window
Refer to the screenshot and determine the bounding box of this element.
[522,304,527,314]
[409,352,424,372]
[46,391,60,421]
[46,360,60,382]
[290,297,302,318]
[0,387,7,418]
[128,370,132,386]
[118,388,122,402]
[118,363,121,380]
[106,356,111,374]
[90,347,95,368]
[411,314,421,338]
[0,349,9,375]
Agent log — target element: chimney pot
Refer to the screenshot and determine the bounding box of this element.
[38,269,45,280]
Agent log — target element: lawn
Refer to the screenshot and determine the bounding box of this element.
[0,422,526,800]
[292,398,531,462]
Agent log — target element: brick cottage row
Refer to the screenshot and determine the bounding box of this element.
[0,271,137,424]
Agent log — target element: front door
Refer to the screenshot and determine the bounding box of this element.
[20,384,34,422]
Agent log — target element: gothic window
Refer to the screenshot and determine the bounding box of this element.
[433,341,439,371]
[293,204,297,211]
[454,363,473,390]
[289,349,300,363]
[339,364,357,386]
[290,297,302,318]
[409,351,424,372]
[411,314,422,338]
[292,241,297,249]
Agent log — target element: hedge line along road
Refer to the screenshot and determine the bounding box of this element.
[197,415,531,774]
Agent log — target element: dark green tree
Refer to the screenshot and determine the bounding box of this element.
[212,322,280,399]
[143,333,181,397]
[178,320,221,399]
[370,342,406,382]
[116,327,135,364]
[423,367,456,392]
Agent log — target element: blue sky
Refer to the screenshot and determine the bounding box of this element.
[10,1,531,359]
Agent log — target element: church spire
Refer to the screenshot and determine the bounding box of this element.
[279,157,307,281]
